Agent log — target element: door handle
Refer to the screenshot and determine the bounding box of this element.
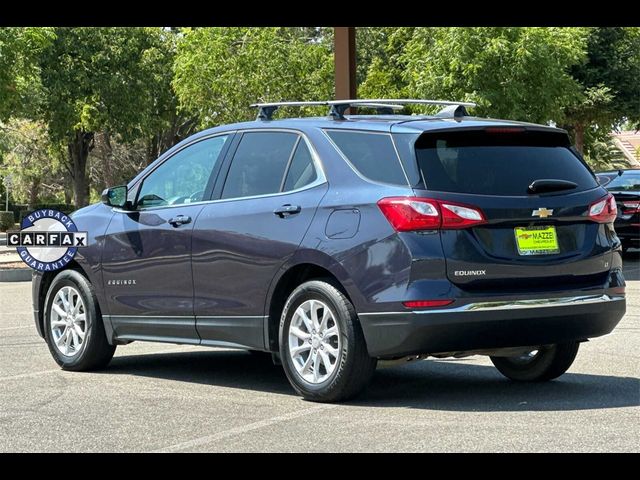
[273,204,301,218]
[168,215,192,227]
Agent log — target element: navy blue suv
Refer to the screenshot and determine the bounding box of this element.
[32,99,626,402]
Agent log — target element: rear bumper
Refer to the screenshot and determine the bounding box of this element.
[359,294,625,358]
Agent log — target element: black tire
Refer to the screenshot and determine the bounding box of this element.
[279,279,377,402]
[490,342,580,382]
[43,269,116,371]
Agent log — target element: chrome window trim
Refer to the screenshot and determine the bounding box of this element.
[322,128,411,188]
[358,294,625,316]
[115,128,328,212]
[217,128,328,202]
[130,131,235,212]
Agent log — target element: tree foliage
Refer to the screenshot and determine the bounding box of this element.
[38,27,177,206]
[173,27,334,126]
[40,27,173,143]
[0,27,54,120]
[362,27,589,122]
[0,119,64,207]
[2,27,640,209]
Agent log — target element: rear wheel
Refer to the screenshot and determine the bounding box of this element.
[490,342,579,382]
[279,280,377,402]
[44,269,116,371]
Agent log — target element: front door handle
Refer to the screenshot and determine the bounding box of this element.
[273,204,301,218]
[168,215,192,227]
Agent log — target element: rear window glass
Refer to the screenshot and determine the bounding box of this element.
[606,172,640,191]
[326,130,407,185]
[415,130,598,196]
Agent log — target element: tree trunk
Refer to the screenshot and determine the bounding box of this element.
[68,130,94,208]
[102,132,114,188]
[574,122,585,155]
[28,179,40,211]
[147,133,160,166]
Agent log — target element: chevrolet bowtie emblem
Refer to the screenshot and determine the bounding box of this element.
[532,208,554,218]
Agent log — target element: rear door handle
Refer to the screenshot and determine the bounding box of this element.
[168,215,192,227]
[273,204,301,218]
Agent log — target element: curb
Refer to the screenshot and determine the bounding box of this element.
[0,268,32,282]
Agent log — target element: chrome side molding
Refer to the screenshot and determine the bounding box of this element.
[360,294,625,316]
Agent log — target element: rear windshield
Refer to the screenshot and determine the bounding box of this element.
[415,130,598,196]
[606,172,640,191]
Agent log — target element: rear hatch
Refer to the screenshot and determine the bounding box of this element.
[411,127,614,293]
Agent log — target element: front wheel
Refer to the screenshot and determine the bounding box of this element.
[490,342,579,382]
[43,269,116,371]
[279,280,377,402]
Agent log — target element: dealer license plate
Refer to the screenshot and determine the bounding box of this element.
[514,226,559,255]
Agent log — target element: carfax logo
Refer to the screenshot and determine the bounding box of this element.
[6,209,87,272]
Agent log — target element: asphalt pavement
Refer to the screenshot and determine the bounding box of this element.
[0,254,638,452]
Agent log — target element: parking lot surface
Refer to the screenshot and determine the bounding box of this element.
[1,255,638,452]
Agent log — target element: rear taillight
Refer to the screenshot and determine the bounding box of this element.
[377,197,486,231]
[622,201,640,215]
[588,194,617,223]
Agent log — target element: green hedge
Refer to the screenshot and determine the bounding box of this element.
[0,211,15,232]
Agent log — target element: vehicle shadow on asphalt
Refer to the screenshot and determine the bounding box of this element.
[104,350,639,412]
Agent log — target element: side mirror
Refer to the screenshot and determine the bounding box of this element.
[101,185,130,209]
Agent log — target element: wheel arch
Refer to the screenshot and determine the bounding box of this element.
[37,260,98,339]
[264,253,360,352]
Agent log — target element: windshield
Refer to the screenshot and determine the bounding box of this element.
[606,172,640,191]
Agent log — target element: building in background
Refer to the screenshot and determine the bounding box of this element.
[613,131,640,167]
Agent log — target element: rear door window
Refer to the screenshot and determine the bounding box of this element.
[283,141,318,191]
[221,132,298,199]
[326,130,407,185]
[415,130,598,196]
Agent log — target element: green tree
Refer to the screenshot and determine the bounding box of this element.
[38,27,175,207]
[582,133,630,172]
[565,27,640,153]
[0,27,54,121]
[0,119,64,208]
[139,28,198,166]
[363,28,588,121]
[173,27,334,127]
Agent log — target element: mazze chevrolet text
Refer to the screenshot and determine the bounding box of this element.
[32,99,626,402]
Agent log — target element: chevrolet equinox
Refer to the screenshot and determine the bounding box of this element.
[32,99,626,402]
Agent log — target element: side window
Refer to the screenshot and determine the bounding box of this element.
[283,141,318,191]
[136,135,228,209]
[221,132,298,199]
[326,130,407,185]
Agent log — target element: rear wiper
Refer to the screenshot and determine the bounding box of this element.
[528,179,578,194]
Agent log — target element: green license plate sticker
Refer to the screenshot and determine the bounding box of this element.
[514,226,560,255]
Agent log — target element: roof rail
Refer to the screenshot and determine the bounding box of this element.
[250,99,476,121]
[249,101,329,121]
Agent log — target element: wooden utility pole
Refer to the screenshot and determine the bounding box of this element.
[334,27,356,102]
